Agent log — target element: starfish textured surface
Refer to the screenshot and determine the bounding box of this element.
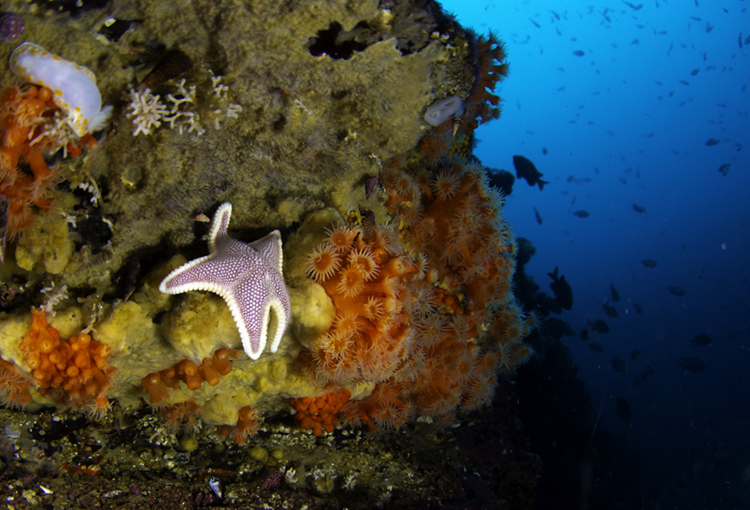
[159,203,291,360]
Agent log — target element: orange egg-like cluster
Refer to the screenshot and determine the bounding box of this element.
[20,309,115,415]
[290,389,351,436]
[141,348,242,405]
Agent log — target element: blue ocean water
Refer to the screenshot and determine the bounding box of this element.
[441,0,750,505]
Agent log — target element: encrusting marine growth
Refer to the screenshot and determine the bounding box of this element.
[0,4,534,445]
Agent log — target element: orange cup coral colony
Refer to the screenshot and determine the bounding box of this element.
[301,156,537,432]
[0,84,96,240]
[0,86,58,236]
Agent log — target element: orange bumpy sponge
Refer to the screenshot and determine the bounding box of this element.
[141,347,242,405]
[291,388,351,436]
[20,309,115,416]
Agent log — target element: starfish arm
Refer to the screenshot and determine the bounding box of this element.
[265,297,290,354]
[232,277,273,359]
[250,230,284,274]
[159,255,220,293]
[208,203,233,254]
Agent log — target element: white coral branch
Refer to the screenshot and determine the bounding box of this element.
[126,88,168,136]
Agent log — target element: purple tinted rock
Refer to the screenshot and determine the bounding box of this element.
[0,13,24,43]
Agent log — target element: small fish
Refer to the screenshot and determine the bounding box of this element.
[633,303,643,314]
[718,163,730,176]
[534,207,543,225]
[580,328,589,341]
[633,365,654,386]
[611,358,626,373]
[622,1,643,10]
[573,49,585,56]
[630,350,640,360]
[690,68,700,76]
[739,33,743,49]
[548,267,573,310]
[667,286,685,296]
[542,147,548,155]
[587,319,610,334]
[641,259,657,268]
[679,80,690,86]
[513,155,549,190]
[705,138,720,146]
[603,301,619,318]
[610,283,620,302]
[705,22,713,33]
[588,342,603,353]
[633,203,646,213]
[573,210,589,218]
[692,334,712,346]
[745,35,750,45]
[615,397,632,423]
[529,18,541,28]
[678,357,705,373]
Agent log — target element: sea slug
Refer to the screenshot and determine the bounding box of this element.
[10,42,112,136]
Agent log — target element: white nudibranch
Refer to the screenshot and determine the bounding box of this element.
[10,42,112,137]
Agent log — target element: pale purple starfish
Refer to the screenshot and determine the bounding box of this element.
[159,203,290,360]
